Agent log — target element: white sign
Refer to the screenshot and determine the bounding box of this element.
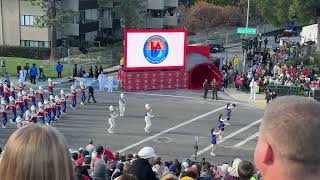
[124,30,187,71]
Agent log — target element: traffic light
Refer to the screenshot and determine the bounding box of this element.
[62,39,66,48]
[61,37,68,48]
[242,39,246,50]
[249,39,253,50]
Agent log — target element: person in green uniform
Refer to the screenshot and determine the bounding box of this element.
[211,78,218,100]
[203,79,209,99]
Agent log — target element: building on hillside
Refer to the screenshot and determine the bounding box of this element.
[0,0,179,49]
[0,0,52,47]
[0,0,114,49]
[146,0,178,29]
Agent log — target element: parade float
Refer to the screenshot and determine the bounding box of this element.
[118,29,222,91]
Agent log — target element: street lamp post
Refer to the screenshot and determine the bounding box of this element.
[243,0,250,72]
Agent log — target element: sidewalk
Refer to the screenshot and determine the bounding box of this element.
[103,65,121,74]
[8,76,72,89]
[224,88,267,109]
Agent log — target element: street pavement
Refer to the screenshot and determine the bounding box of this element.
[0,88,263,164]
[224,88,267,109]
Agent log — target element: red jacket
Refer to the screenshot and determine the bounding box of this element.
[76,157,84,166]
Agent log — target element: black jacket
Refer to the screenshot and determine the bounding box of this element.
[89,86,94,94]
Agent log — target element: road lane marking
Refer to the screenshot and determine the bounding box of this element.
[233,132,259,148]
[117,106,226,153]
[195,119,262,157]
[124,92,256,108]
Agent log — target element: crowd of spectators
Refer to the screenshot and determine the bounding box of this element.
[217,51,319,97]
[0,124,260,180]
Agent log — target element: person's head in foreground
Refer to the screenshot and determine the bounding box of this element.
[255,96,320,180]
[0,124,74,180]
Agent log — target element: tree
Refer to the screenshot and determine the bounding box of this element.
[199,0,240,6]
[257,0,320,51]
[183,2,243,34]
[180,0,197,6]
[28,0,74,59]
[114,0,145,29]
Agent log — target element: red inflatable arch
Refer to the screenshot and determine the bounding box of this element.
[186,46,222,89]
[189,63,222,89]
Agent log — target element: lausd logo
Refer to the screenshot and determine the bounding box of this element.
[143,35,169,64]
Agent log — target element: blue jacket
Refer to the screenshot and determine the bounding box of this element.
[56,64,63,73]
[30,66,38,76]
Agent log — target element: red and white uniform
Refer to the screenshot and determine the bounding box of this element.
[71,89,77,97]
[48,82,55,93]
[29,112,37,123]
[3,87,10,99]
[0,83,4,93]
[22,95,29,105]
[37,107,45,118]
[18,82,25,92]
[80,85,85,95]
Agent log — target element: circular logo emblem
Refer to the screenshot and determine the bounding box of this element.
[143,35,169,64]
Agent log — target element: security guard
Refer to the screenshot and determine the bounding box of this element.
[211,79,218,100]
[203,79,209,99]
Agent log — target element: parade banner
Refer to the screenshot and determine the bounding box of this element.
[124,29,187,71]
[119,70,190,91]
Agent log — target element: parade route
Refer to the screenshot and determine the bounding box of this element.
[0,89,263,163]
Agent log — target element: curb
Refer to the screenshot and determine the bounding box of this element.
[223,89,266,109]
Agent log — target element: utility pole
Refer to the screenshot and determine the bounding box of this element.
[243,0,250,72]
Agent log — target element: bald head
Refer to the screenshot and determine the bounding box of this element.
[261,96,320,173]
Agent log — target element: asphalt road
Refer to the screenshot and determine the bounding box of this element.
[0,88,264,164]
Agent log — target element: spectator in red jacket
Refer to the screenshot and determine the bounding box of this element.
[76,149,89,166]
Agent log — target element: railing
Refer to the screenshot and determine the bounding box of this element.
[146,17,164,29]
[269,84,320,101]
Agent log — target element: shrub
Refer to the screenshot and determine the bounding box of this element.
[0,46,50,59]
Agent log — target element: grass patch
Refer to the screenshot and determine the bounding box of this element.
[0,57,116,78]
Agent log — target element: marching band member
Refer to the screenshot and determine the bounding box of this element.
[55,95,62,120]
[10,82,16,99]
[37,102,45,124]
[22,90,30,111]
[0,80,4,96]
[108,105,118,134]
[144,104,154,133]
[8,96,17,123]
[37,86,45,103]
[119,93,126,117]
[49,95,58,121]
[24,110,31,123]
[30,105,38,123]
[29,88,37,106]
[1,100,8,128]
[107,76,113,92]
[15,116,23,128]
[60,90,67,114]
[47,78,55,95]
[80,82,86,105]
[16,92,25,115]
[3,84,10,103]
[70,85,77,110]
[44,100,52,125]
[18,79,25,92]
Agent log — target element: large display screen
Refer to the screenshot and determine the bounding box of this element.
[124,29,187,71]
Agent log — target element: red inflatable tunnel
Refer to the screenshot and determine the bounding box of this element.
[189,63,222,90]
